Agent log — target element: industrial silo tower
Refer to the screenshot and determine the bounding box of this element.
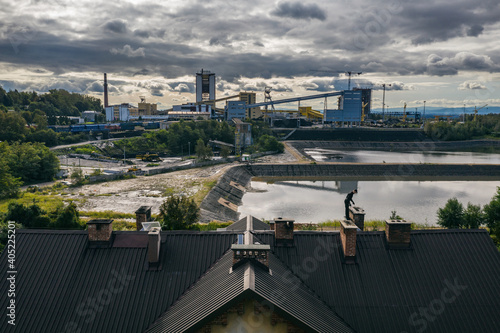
[196,69,216,103]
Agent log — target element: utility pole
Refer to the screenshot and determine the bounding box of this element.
[188,142,191,157]
[382,83,391,122]
[423,101,426,126]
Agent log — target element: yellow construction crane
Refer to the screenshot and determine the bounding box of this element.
[361,102,368,121]
[403,102,407,122]
[474,104,488,121]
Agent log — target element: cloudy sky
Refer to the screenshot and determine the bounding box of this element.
[0,0,499,111]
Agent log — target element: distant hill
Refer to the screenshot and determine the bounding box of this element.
[372,106,500,118]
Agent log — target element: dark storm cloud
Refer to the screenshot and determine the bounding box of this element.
[467,24,484,37]
[426,52,497,76]
[209,36,231,47]
[271,1,327,21]
[396,2,500,44]
[103,19,128,34]
[134,29,150,38]
[1,0,499,99]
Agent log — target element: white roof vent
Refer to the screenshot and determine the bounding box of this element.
[141,222,161,231]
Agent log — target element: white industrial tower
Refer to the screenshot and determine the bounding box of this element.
[196,69,216,103]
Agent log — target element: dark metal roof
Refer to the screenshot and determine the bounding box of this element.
[253,229,500,333]
[225,216,270,231]
[0,229,237,333]
[146,250,354,333]
[1,225,500,333]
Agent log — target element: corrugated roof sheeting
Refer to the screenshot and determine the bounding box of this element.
[254,229,500,333]
[146,251,246,333]
[226,216,270,231]
[255,254,355,332]
[0,230,237,333]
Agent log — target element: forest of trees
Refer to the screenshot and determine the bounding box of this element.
[0,86,102,121]
[424,114,500,141]
[437,187,500,247]
[0,141,59,199]
[0,86,103,146]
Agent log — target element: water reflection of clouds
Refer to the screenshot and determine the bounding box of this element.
[240,181,499,225]
[305,149,500,164]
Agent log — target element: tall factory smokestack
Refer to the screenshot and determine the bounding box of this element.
[104,73,109,108]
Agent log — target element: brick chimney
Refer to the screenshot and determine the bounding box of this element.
[349,206,365,230]
[135,206,152,231]
[340,220,357,264]
[270,217,294,247]
[148,227,161,268]
[231,244,270,270]
[87,219,113,248]
[385,219,412,248]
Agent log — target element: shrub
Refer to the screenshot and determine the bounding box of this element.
[158,196,200,230]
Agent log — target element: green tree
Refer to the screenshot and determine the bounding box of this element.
[4,202,50,228]
[220,146,231,158]
[463,202,484,229]
[484,187,500,245]
[158,196,200,230]
[53,202,81,229]
[0,155,21,199]
[0,111,28,142]
[257,134,284,153]
[3,142,59,182]
[71,168,84,185]
[195,138,213,161]
[27,129,58,147]
[437,198,465,229]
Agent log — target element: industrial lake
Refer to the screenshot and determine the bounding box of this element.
[239,180,499,225]
[238,149,500,225]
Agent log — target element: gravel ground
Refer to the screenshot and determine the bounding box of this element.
[65,150,299,215]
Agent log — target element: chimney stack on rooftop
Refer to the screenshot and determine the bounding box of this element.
[87,219,114,247]
[340,220,357,264]
[385,219,412,248]
[148,227,161,267]
[349,206,365,231]
[135,206,152,231]
[231,244,270,269]
[270,217,294,247]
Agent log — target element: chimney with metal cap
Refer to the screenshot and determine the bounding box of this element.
[340,219,357,263]
[270,217,294,247]
[148,227,161,266]
[87,219,113,247]
[231,244,270,269]
[349,206,365,230]
[385,219,412,248]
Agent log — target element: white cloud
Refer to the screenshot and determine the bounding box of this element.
[110,45,145,58]
[458,81,487,90]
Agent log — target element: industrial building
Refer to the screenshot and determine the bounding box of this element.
[105,103,134,122]
[225,100,247,121]
[325,90,363,123]
[105,98,161,122]
[101,70,372,126]
[239,92,261,119]
[196,69,216,103]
